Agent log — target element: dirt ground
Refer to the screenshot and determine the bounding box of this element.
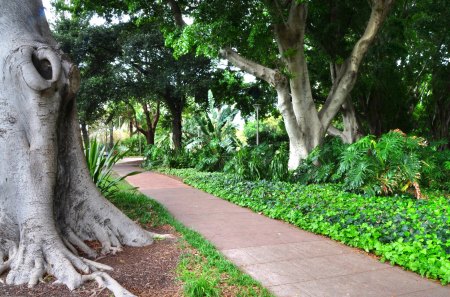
[0,226,183,297]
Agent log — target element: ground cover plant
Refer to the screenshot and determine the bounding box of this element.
[110,182,274,297]
[160,168,450,284]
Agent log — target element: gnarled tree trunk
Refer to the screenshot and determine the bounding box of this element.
[0,1,158,295]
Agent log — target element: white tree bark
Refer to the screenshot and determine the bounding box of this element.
[0,1,156,295]
[327,63,363,144]
[220,0,393,169]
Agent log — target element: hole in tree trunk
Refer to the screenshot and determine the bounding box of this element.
[32,54,52,80]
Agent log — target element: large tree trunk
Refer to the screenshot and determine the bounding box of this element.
[0,1,158,294]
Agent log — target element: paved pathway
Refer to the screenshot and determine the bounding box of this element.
[115,160,450,297]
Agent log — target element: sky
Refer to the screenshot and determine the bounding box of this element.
[42,0,55,23]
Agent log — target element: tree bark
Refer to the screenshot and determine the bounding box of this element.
[171,107,183,151]
[0,1,159,294]
[328,63,363,143]
[81,121,90,149]
[109,123,114,149]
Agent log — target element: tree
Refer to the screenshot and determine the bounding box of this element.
[162,0,394,168]
[0,1,164,294]
[118,22,212,150]
[53,17,123,148]
[129,99,161,145]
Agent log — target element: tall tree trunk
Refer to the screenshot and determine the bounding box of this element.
[0,1,162,294]
[109,123,114,150]
[81,121,90,149]
[129,120,134,137]
[134,101,160,145]
[171,108,183,151]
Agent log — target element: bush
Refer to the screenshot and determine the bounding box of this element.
[143,145,193,169]
[119,134,146,156]
[337,130,448,197]
[160,168,450,284]
[224,143,289,181]
[293,137,347,184]
[294,131,450,196]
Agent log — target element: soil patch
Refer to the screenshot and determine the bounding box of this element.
[0,226,182,297]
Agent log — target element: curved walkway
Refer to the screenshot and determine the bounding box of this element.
[115,160,450,297]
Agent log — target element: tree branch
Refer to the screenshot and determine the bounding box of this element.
[263,0,288,25]
[152,101,161,129]
[219,47,284,87]
[164,0,186,27]
[327,125,345,138]
[131,63,149,76]
[319,0,394,129]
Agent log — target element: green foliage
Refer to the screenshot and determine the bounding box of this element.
[294,137,348,184]
[243,117,288,147]
[161,168,450,284]
[183,275,219,297]
[184,100,240,171]
[119,134,146,156]
[84,139,138,197]
[337,131,448,196]
[224,143,289,181]
[109,185,273,297]
[294,132,449,196]
[143,145,192,169]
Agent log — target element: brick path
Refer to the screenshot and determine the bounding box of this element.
[115,159,450,297]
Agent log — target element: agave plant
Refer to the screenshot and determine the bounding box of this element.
[84,139,139,197]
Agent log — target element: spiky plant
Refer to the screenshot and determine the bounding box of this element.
[85,139,139,197]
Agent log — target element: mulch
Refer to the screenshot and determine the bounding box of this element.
[0,225,183,297]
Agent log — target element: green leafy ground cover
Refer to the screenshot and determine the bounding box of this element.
[110,183,273,297]
[159,168,450,284]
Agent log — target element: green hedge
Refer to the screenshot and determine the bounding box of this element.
[160,168,450,284]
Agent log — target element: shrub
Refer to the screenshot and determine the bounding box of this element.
[293,137,347,184]
[143,145,193,169]
[119,134,147,156]
[84,139,138,197]
[224,143,289,181]
[337,130,444,197]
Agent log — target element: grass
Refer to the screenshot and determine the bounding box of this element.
[108,182,274,297]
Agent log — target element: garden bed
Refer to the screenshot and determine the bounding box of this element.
[160,168,450,284]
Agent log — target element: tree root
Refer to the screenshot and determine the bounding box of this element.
[82,272,136,297]
[0,230,174,296]
[81,257,113,272]
[148,231,176,241]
